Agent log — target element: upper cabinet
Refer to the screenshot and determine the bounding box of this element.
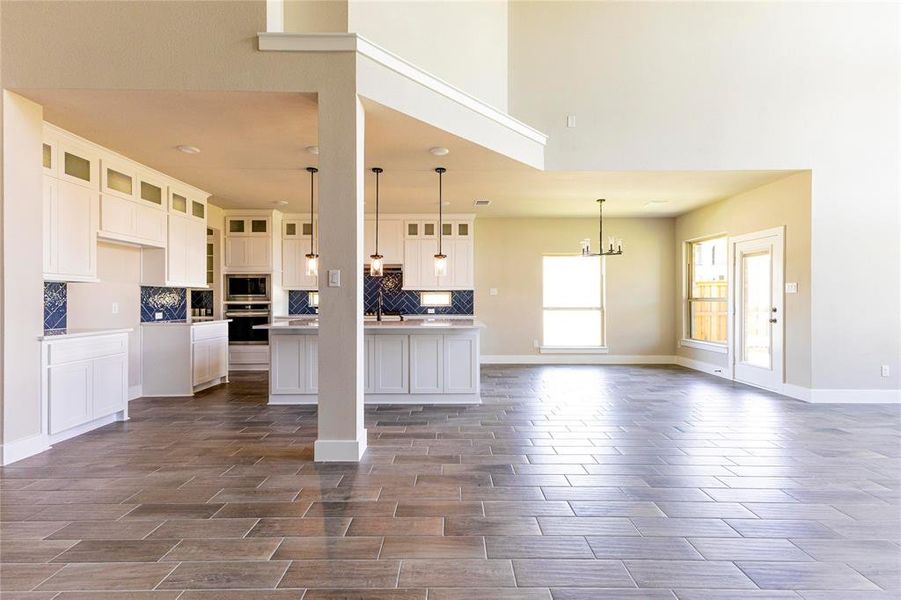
[283,217,317,290]
[363,217,403,267]
[224,213,277,274]
[42,125,99,282]
[402,217,474,291]
[42,123,211,286]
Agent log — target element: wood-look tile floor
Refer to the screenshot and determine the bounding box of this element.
[1,365,899,599]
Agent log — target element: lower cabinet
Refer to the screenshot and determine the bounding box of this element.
[43,333,129,438]
[371,335,409,394]
[142,322,229,396]
[410,334,444,394]
[271,334,318,394]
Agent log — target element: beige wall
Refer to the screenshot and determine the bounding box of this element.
[348,0,508,110]
[509,1,899,390]
[2,92,44,451]
[675,172,812,387]
[67,243,144,392]
[475,217,675,359]
[285,0,347,33]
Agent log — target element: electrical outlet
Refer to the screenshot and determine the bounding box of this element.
[111,302,119,314]
[882,365,891,377]
[785,282,798,294]
[566,115,576,128]
[489,288,498,296]
[155,311,163,320]
[427,308,436,314]
[533,339,540,349]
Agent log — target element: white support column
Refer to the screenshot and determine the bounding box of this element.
[314,89,367,462]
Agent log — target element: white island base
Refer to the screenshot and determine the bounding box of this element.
[260,319,482,405]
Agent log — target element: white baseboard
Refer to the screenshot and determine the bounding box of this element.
[314,436,368,462]
[0,433,51,466]
[128,384,143,401]
[482,354,676,365]
[809,388,901,404]
[47,411,125,445]
[781,383,812,402]
[673,355,731,380]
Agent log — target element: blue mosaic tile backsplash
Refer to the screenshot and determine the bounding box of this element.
[288,269,474,316]
[44,281,67,331]
[288,290,318,315]
[140,286,187,322]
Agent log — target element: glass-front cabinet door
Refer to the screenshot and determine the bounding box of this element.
[101,158,136,200]
[57,139,98,188]
[137,171,166,209]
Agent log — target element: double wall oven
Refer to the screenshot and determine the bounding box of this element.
[225,275,270,345]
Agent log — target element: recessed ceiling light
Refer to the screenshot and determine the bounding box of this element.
[176,145,200,154]
[429,146,450,156]
[474,199,491,207]
[273,200,289,206]
[643,200,670,209]
[305,145,319,155]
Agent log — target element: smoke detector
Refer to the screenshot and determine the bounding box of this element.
[305,145,319,155]
[429,146,450,156]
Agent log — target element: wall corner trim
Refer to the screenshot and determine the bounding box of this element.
[0,433,51,466]
[128,385,143,401]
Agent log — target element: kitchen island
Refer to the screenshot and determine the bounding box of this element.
[255,318,483,404]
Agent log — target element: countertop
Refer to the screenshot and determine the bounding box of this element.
[39,328,133,341]
[258,318,484,331]
[140,319,231,327]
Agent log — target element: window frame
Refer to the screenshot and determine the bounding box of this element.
[540,254,608,353]
[683,234,729,351]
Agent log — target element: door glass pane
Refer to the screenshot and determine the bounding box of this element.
[172,193,187,213]
[107,169,133,195]
[64,152,91,182]
[457,223,469,236]
[141,181,163,205]
[689,301,727,343]
[251,219,267,233]
[286,223,297,236]
[192,201,205,219]
[742,251,772,368]
[43,144,52,169]
[229,219,245,233]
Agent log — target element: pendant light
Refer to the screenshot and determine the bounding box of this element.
[305,167,319,277]
[581,198,623,256]
[434,167,448,277]
[370,167,384,277]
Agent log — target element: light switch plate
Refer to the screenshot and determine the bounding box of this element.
[566,115,576,128]
[154,311,163,320]
[327,270,340,287]
[785,282,798,294]
[112,302,119,314]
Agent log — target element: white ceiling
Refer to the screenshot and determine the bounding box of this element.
[25,89,794,217]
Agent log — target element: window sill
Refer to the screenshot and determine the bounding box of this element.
[539,346,609,354]
[680,339,728,354]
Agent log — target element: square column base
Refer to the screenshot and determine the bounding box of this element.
[314,433,368,462]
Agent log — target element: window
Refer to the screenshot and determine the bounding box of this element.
[687,236,728,344]
[420,291,452,307]
[542,255,604,348]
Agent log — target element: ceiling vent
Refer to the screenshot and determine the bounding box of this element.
[473,199,491,208]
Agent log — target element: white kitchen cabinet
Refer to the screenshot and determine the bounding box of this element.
[402,218,473,291]
[364,335,375,394]
[282,218,317,290]
[143,321,229,396]
[372,334,409,394]
[100,194,167,247]
[57,137,99,189]
[224,214,276,273]
[42,332,129,442]
[364,218,403,266]
[43,175,99,282]
[443,333,479,394]
[410,334,444,394]
[101,157,137,201]
[269,334,318,399]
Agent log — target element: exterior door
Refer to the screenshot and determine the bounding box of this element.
[732,230,784,390]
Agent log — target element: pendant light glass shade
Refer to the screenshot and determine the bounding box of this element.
[305,166,319,278]
[434,167,447,277]
[370,167,384,277]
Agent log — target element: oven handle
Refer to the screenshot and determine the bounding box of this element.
[225,311,271,317]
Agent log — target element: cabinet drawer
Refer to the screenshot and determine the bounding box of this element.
[48,335,127,366]
[192,322,228,342]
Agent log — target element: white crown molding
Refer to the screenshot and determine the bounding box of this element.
[257,32,549,146]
